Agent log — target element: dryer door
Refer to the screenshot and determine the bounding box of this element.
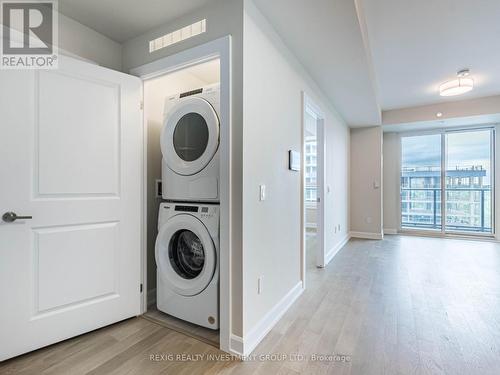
[161,97,219,176]
[155,214,216,296]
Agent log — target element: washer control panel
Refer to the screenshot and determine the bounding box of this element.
[200,205,218,218]
[162,204,219,218]
[174,205,198,212]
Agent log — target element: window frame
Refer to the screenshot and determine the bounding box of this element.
[398,125,496,238]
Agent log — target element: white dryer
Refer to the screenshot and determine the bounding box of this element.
[155,202,219,329]
[161,84,220,202]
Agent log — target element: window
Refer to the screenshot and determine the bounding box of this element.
[305,136,317,203]
[401,134,442,230]
[445,130,492,233]
[400,128,494,234]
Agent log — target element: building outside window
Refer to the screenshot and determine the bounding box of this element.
[305,135,317,204]
[401,166,491,231]
[401,129,493,234]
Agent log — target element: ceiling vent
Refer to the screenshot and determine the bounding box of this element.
[149,19,206,53]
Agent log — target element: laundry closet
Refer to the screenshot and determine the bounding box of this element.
[142,58,221,346]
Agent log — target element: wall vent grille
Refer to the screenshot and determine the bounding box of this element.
[149,19,206,53]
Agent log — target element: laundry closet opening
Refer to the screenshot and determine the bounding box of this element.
[142,58,221,347]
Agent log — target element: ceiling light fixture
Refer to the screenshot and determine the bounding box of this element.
[436,112,443,118]
[439,69,474,97]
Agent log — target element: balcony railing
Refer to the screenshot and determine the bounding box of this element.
[401,187,492,233]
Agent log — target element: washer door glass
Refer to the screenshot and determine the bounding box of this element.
[155,214,216,296]
[169,229,205,279]
[173,113,209,162]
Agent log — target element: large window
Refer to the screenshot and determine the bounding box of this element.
[401,134,442,230]
[401,128,494,234]
[445,130,492,232]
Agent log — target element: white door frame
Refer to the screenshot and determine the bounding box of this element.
[130,36,232,353]
[301,92,326,288]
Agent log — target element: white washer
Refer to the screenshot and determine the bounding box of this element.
[161,84,220,202]
[155,202,219,329]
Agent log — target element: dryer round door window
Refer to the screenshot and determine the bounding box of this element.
[173,113,209,162]
[155,214,216,296]
[161,97,219,176]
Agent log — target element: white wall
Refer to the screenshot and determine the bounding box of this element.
[350,126,383,238]
[324,111,350,250]
[143,60,220,297]
[242,0,350,336]
[383,132,399,233]
[383,95,500,126]
[122,0,246,337]
[122,0,242,72]
[59,13,122,71]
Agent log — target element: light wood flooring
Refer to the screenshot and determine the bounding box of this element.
[1,234,500,374]
[142,306,219,348]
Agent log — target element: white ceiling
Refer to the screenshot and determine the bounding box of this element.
[253,0,381,127]
[59,0,212,42]
[361,0,500,111]
[59,0,382,126]
[58,0,500,127]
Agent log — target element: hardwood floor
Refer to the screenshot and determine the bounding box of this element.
[2,235,500,374]
[142,306,219,348]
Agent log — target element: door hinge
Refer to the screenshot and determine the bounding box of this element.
[140,283,143,293]
[140,100,144,110]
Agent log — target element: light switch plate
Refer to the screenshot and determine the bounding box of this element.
[259,184,266,201]
[288,150,300,171]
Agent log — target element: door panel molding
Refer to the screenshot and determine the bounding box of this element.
[0,55,142,361]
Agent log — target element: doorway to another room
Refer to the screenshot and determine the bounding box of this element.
[302,93,326,287]
[304,110,319,270]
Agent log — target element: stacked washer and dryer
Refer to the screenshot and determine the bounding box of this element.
[155,84,220,330]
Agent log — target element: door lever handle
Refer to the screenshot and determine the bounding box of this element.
[2,212,33,223]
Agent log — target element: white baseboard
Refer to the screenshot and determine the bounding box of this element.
[324,233,350,266]
[147,288,156,308]
[229,281,304,357]
[383,228,398,235]
[229,334,244,357]
[349,231,384,240]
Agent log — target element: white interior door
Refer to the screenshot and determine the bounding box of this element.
[0,55,143,361]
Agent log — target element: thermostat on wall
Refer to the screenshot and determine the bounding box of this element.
[288,150,300,171]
